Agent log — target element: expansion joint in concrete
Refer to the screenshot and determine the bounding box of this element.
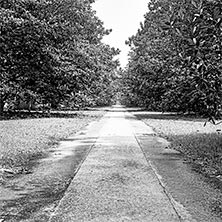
[134,135,183,222]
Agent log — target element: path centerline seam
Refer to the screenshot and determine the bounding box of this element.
[125,108,183,222]
[133,134,183,222]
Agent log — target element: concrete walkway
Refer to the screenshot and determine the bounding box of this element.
[49,106,194,222]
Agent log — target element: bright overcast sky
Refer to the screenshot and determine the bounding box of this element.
[92,0,149,68]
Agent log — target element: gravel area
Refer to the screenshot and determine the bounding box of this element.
[0,110,105,171]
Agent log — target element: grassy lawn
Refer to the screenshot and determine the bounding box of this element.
[133,111,222,179]
[0,109,105,174]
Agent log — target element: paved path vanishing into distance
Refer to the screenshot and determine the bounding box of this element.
[49,105,196,222]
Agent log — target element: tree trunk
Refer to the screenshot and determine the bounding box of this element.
[51,98,58,110]
[0,98,4,116]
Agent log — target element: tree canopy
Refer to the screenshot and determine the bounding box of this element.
[121,0,222,120]
[0,0,119,113]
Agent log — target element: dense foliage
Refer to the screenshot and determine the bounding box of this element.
[0,0,119,113]
[122,0,222,119]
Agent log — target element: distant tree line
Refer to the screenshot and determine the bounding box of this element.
[121,0,222,120]
[0,0,119,114]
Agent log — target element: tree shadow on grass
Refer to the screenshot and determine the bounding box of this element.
[0,109,105,121]
[132,111,209,122]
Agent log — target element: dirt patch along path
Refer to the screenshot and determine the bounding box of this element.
[49,106,194,222]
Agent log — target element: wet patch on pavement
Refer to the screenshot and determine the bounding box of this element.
[98,172,131,186]
[122,160,147,171]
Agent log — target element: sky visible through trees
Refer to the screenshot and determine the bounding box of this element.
[92,0,148,68]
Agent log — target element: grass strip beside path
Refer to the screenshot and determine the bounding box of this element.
[134,112,222,180]
[0,110,105,175]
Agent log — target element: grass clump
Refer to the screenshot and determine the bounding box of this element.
[171,133,222,177]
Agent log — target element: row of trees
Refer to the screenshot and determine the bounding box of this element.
[0,0,119,114]
[121,0,222,119]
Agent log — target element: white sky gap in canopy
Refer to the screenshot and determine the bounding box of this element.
[92,0,149,68]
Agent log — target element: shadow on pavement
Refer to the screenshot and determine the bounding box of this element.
[0,135,98,221]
